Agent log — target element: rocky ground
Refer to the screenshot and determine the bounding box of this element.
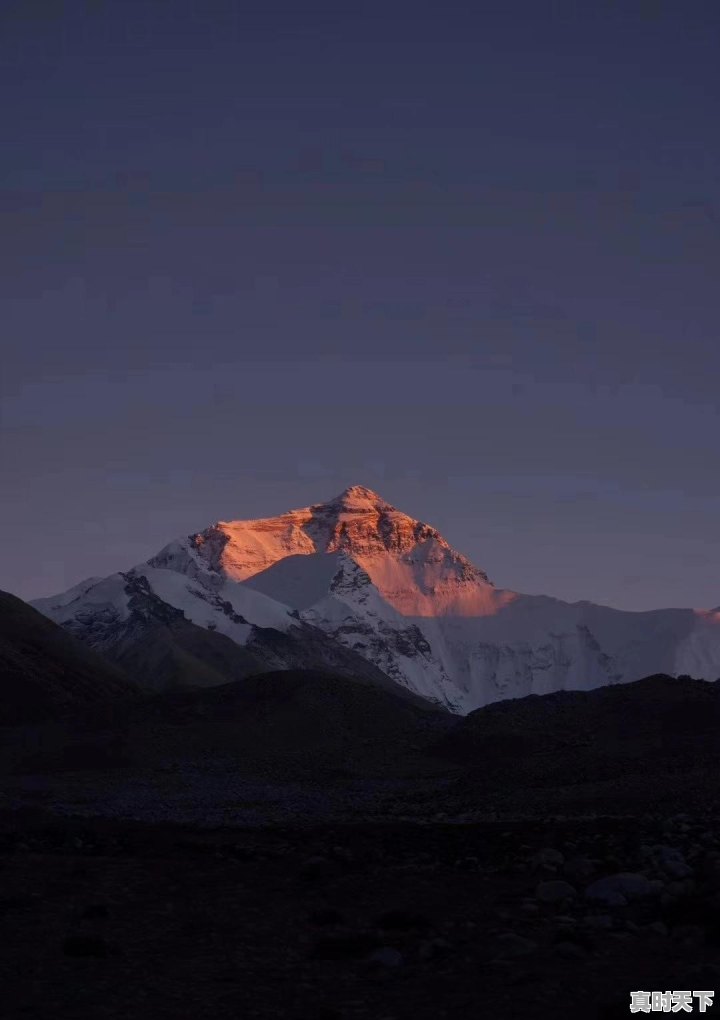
[4,669,720,1017]
[3,808,720,1020]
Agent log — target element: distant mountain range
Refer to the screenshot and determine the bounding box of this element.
[31,485,720,712]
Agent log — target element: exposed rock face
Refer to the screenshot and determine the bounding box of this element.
[32,486,720,712]
[156,485,499,617]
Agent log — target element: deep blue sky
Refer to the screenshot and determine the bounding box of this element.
[2,1,719,610]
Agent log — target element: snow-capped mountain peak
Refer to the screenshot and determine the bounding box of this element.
[325,484,392,509]
[149,485,499,618]
[31,486,720,713]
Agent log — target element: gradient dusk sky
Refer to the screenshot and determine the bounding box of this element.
[2,1,719,611]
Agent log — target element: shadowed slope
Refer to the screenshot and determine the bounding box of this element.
[434,673,720,813]
[0,590,136,723]
[120,668,451,768]
[2,667,452,781]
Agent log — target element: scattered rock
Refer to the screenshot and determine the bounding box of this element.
[532,848,564,872]
[535,880,576,905]
[563,857,595,883]
[665,879,694,899]
[494,933,538,958]
[584,873,653,906]
[368,947,404,967]
[553,941,587,959]
[301,856,334,879]
[671,924,705,946]
[654,845,693,879]
[583,914,613,930]
[330,845,354,865]
[454,856,480,871]
[418,938,451,961]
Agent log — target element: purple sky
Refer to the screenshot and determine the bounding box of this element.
[2,1,719,611]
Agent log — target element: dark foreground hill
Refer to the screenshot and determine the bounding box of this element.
[0,667,453,783]
[434,674,720,815]
[120,668,447,765]
[4,668,720,819]
[0,589,136,723]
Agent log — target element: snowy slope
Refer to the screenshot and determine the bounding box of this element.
[31,520,403,693]
[303,572,714,712]
[32,485,720,712]
[33,562,293,651]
